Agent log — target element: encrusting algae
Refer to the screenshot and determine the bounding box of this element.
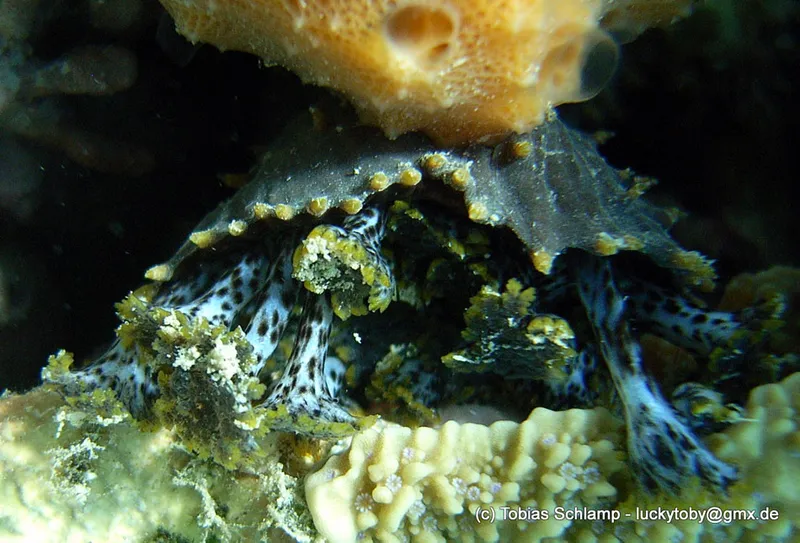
[1,0,799,542]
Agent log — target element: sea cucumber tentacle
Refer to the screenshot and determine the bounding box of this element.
[61,339,157,417]
[624,279,741,355]
[244,247,299,376]
[168,250,273,328]
[262,291,354,429]
[574,253,738,493]
[292,205,395,320]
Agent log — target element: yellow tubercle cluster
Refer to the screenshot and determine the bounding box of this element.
[158,0,635,146]
[442,279,576,385]
[305,407,626,543]
[292,224,394,320]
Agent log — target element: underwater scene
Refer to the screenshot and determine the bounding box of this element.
[1,0,798,541]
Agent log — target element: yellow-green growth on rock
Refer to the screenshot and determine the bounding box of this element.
[118,298,269,469]
[259,402,377,440]
[365,344,438,426]
[0,388,317,542]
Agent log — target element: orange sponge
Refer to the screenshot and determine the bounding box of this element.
[160,0,628,145]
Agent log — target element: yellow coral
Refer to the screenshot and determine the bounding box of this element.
[567,372,800,543]
[159,0,631,146]
[305,407,625,542]
[308,374,800,543]
[710,373,800,538]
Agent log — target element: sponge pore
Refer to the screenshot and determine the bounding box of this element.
[384,4,458,69]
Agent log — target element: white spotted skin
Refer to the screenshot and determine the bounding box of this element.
[154,254,241,307]
[549,347,602,407]
[322,355,347,398]
[624,281,740,356]
[531,259,743,358]
[395,358,440,407]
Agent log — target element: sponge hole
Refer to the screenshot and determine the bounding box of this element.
[577,30,619,101]
[540,28,618,103]
[385,4,457,67]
